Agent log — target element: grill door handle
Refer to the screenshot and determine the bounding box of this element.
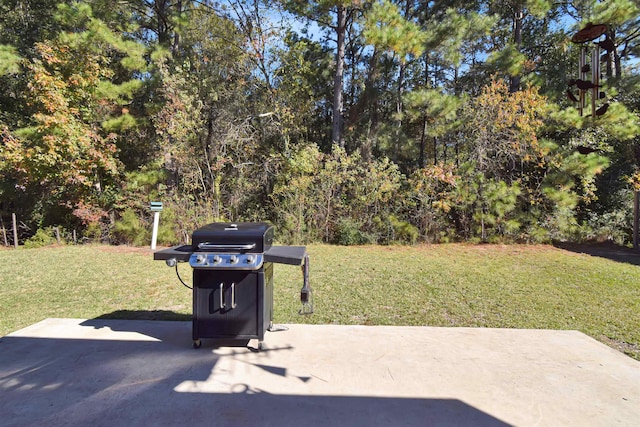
[219,283,225,309]
[197,243,256,251]
[231,282,237,309]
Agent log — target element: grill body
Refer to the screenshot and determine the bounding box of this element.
[192,264,273,342]
[189,222,273,345]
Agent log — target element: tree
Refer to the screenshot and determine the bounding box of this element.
[1,0,639,244]
[0,2,145,230]
[281,0,364,148]
[221,0,287,90]
[459,79,610,241]
[272,31,335,150]
[363,0,426,162]
[361,0,493,169]
[150,4,279,225]
[486,0,552,92]
[126,0,187,54]
[0,0,63,135]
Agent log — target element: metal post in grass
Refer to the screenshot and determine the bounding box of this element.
[1,216,7,246]
[150,202,163,250]
[12,212,18,249]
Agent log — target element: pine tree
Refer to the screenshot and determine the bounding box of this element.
[280,0,365,148]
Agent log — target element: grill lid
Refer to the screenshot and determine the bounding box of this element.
[191,222,274,253]
[154,222,306,268]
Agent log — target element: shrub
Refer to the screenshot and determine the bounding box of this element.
[83,222,106,241]
[373,214,419,244]
[407,163,458,242]
[269,144,323,244]
[156,206,179,245]
[270,144,408,244]
[112,209,148,246]
[24,228,58,248]
[585,209,633,245]
[333,218,375,245]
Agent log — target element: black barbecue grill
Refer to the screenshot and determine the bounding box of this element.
[154,222,312,349]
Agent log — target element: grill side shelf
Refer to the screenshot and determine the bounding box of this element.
[153,244,193,262]
[264,245,306,265]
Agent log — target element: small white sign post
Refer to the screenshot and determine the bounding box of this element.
[150,202,163,250]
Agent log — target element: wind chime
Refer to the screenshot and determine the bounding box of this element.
[567,22,612,119]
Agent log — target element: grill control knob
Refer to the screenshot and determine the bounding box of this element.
[229,255,239,264]
[213,255,222,264]
[246,255,254,264]
[196,254,207,265]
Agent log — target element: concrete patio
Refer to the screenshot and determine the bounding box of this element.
[1,318,639,426]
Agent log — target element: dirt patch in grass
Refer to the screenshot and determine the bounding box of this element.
[95,245,157,255]
[600,335,640,359]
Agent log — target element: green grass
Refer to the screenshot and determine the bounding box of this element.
[1,243,639,359]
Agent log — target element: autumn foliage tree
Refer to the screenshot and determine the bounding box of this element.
[0,2,144,231]
[455,79,610,241]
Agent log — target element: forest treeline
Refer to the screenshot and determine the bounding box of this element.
[1,0,639,246]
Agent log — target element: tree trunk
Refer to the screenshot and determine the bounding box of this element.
[331,5,347,148]
[155,0,170,47]
[418,0,430,169]
[509,7,523,93]
[419,116,427,168]
[433,136,438,165]
[601,28,623,79]
[352,48,380,160]
[172,0,182,55]
[394,60,406,162]
[610,28,622,77]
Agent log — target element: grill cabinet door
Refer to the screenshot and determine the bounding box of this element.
[192,264,273,341]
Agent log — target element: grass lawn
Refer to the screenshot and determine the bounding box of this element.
[1,243,639,360]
